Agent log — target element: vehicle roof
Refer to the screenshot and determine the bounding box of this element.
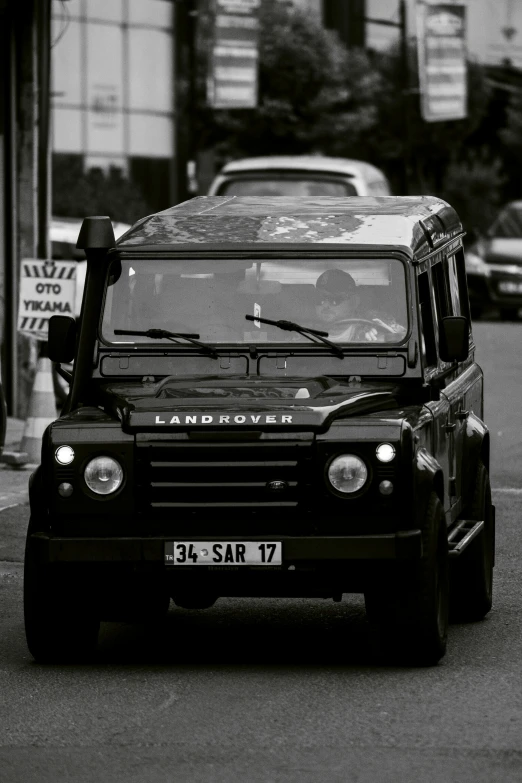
[218,155,387,180]
[117,196,463,258]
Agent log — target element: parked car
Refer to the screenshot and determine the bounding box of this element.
[207,155,392,198]
[25,195,494,666]
[465,201,522,320]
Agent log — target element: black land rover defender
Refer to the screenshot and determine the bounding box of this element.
[24,196,494,665]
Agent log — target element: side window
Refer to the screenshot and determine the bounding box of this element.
[432,258,451,324]
[431,253,471,363]
[451,249,471,321]
[446,254,463,315]
[433,253,468,318]
[417,270,437,368]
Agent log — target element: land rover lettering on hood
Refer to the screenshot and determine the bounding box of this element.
[26,196,494,668]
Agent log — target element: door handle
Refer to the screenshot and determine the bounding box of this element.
[456,410,469,420]
[445,423,456,433]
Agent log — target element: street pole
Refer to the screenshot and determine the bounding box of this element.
[364,0,412,194]
[174,0,197,205]
[399,0,413,194]
[36,0,51,262]
[4,3,19,416]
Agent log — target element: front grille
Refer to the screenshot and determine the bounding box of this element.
[137,440,313,513]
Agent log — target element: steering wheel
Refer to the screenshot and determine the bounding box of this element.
[337,318,383,327]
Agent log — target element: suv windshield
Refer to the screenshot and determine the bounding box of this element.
[102,258,408,346]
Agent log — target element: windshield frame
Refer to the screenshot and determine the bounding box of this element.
[99,249,412,352]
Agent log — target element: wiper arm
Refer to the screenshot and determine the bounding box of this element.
[114,328,219,358]
[245,315,344,359]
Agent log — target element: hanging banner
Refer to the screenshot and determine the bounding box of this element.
[207,0,260,109]
[416,0,467,122]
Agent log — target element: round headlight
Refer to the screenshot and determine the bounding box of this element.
[84,456,123,495]
[376,443,396,463]
[55,445,75,465]
[327,454,368,494]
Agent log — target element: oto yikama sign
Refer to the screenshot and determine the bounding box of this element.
[18,259,77,339]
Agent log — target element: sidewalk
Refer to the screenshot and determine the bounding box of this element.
[4,417,25,454]
[0,417,32,509]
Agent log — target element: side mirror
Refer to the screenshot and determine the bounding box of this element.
[48,315,77,363]
[439,316,469,363]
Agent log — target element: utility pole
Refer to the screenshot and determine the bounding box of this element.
[365,0,412,194]
[1,0,52,417]
[174,0,198,205]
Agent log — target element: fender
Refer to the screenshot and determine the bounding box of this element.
[28,423,53,531]
[413,447,445,528]
[461,411,490,509]
[28,465,52,535]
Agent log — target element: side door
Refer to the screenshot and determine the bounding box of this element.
[416,265,453,519]
[432,249,482,516]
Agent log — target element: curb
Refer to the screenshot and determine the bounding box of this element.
[1,417,35,468]
[1,450,32,468]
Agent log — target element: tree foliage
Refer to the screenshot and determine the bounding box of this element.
[357,46,494,195]
[52,155,150,224]
[196,0,381,158]
[440,153,506,235]
[196,0,502,222]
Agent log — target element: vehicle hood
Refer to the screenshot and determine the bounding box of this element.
[98,375,400,433]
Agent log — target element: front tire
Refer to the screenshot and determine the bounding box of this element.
[450,461,494,622]
[24,520,100,663]
[365,493,449,666]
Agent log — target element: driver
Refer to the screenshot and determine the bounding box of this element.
[314,269,406,342]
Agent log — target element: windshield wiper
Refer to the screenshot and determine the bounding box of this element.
[245,315,344,359]
[114,328,219,359]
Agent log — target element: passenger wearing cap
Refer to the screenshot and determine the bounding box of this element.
[314,269,406,342]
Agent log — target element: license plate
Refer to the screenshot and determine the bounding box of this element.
[165,541,282,566]
[498,281,522,294]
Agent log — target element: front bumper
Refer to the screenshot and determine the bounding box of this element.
[31,531,422,563]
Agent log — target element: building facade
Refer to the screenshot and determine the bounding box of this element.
[51,0,176,215]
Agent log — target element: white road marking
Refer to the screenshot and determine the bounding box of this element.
[493,488,522,494]
[157,692,179,711]
[0,503,19,513]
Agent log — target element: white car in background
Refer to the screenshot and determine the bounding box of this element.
[207,155,392,198]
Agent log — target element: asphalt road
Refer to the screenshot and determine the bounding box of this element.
[1,320,521,783]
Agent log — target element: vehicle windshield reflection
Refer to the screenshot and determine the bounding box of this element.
[102,258,408,346]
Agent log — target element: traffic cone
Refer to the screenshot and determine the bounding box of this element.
[19,356,58,464]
